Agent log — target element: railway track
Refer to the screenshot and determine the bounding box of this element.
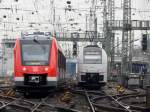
[0,87,93,112]
[90,89,147,112]
[72,88,148,112]
[0,85,148,112]
[0,93,78,112]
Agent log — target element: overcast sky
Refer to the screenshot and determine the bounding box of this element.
[0,0,150,47]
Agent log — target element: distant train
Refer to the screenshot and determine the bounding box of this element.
[77,45,107,87]
[14,32,66,94]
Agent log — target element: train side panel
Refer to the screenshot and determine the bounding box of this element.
[47,38,58,87]
[14,39,24,82]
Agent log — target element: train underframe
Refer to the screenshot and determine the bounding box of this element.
[14,74,57,94]
[78,73,106,88]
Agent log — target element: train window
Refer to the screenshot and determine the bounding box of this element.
[84,51,100,55]
[84,55,101,60]
[84,51,102,64]
[21,40,51,66]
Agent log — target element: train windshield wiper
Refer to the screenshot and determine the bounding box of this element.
[33,38,46,51]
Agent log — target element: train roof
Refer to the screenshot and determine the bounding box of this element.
[17,32,65,56]
[20,32,52,40]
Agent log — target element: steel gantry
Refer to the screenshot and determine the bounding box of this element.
[85,0,97,41]
[108,0,115,77]
[102,0,115,78]
[121,0,131,86]
[104,0,150,85]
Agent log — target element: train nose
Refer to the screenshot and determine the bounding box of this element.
[32,67,39,72]
[86,73,100,83]
[29,76,40,83]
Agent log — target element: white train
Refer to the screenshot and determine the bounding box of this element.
[77,44,108,87]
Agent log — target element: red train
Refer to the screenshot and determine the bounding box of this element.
[14,33,66,94]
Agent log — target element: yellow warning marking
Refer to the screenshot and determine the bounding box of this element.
[60,91,72,104]
[4,89,15,97]
[116,85,125,94]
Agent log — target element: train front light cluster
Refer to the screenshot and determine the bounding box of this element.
[22,67,27,71]
[45,67,49,71]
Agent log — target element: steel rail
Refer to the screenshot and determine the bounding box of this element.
[116,94,145,101]
[42,102,82,112]
[85,90,95,112]
[55,106,82,112]
[116,93,147,111]
[108,94,132,112]
[0,97,24,110]
[0,94,37,112]
[31,96,49,112]
[4,104,31,112]
[93,103,130,112]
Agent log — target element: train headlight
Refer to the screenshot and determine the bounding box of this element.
[22,67,27,71]
[45,67,49,71]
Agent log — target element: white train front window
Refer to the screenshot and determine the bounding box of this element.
[84,55,101,60]
[85,51,100,55]
[84,51,102,64]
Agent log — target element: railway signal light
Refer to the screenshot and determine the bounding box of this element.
[3,15,6,18]
[16,18,19,20]
[73,42,77,56]
[66,1,71,4]
[142,34,148,51]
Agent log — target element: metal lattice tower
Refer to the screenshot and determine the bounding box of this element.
[108,0,115,75]
[103,0,115,76]
[121,0,131,86]
[103,0,107,44]
[85,0,97,41]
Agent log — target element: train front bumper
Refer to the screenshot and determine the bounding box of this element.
[14,81,57,93]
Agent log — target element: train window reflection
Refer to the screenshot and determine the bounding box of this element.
[85,51,100,55]
[22,44,50,65]
[84,54,102,64]
[84,55,101,60]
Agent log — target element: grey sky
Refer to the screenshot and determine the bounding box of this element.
[0,0,150,44]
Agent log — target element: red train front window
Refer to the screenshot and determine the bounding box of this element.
[21,39,51,66]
